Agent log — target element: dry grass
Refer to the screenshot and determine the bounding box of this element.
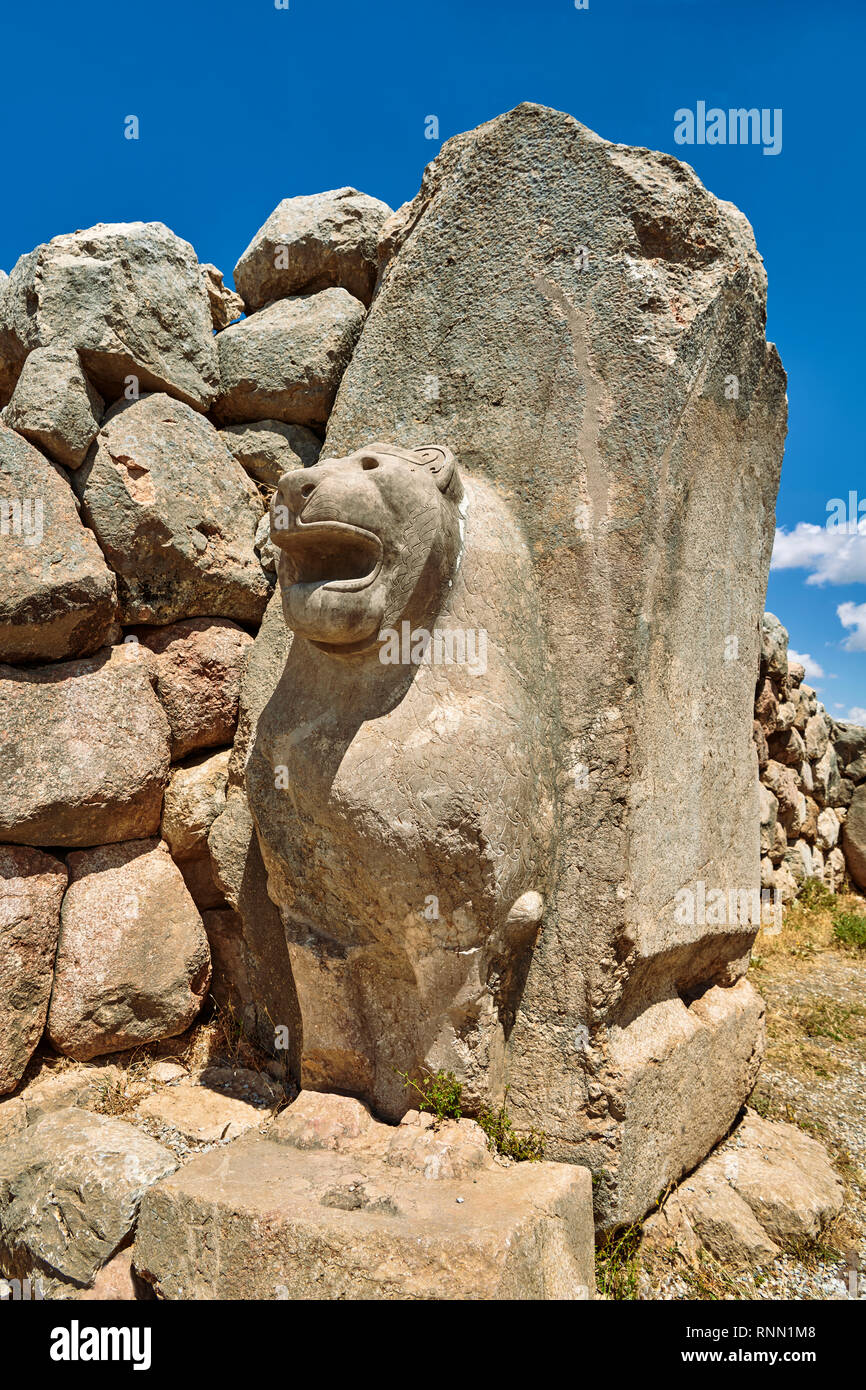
[752,883,860,964]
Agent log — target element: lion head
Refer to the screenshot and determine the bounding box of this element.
[270,443,465,653]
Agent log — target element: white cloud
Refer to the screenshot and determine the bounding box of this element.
[772,522,866,585]
[838,601,866,651]
[787,648,825,680]
[846,707,866,724]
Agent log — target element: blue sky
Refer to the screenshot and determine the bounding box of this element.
[2,0,862,715]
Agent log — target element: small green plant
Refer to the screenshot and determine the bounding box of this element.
[797,877,836,910]
[595,1223,643,1300]
[477,1089,545,1161]
[793,996,864,1042]
[397,1068,463,1122]
[832,910,866,951]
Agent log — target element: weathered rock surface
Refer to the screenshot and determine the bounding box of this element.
[79,1248,144,1301]
[3,343,104,467]
[841,784,866,890]
[601,980,765,1227]
[220,418,321,487]
[136,1082,270,1144]
[0,848,67,1093]
[0,422,117,663]
[201,263,244,331]
[207,591,299,1061]
[161,748,230,859]
[134,1092,595,1300]
[177,855,226,911]
[0,1108,176,1293]
[0,1099,26,1145]
[761,612,789,680]
[214,289,364,428]
[1,222,218,410]
[47,839,211,1060]
[234,188,393,311]
[137,619,253,760]
[73,394,269,625]
[0,269,18,405]
[714,1112,844,1243]
[249,447,556,1117]
[643,1108,843,1267]
[643,1175,781,1267]
[261,103,785,1226]
[0,647,170,847]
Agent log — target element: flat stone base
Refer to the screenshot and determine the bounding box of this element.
[134,1092,595,1300]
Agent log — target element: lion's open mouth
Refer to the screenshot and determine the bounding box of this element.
[274,520,383,593]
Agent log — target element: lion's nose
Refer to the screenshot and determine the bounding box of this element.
[276,467,321,518]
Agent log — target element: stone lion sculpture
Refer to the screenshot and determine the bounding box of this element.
[247,442,557,1119]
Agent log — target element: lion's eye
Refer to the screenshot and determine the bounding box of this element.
[361,456,379,470]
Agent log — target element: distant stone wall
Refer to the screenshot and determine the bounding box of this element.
[755,612,865,901]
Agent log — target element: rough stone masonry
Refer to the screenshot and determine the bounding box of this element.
[2,101,853,1297]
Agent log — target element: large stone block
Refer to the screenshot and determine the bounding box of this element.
[73,394,270,626]
[47,839,211,1061]
[234,188,393,310]
[243,105,785,1225]
[0,422,117,663]
[0,847,67,1094]
[1,222,218,410]
[3,343,104,468]
[0,1108,176,1294]
[0,646,170,847]
[214,289,364,428]
[134,1092,595,1300]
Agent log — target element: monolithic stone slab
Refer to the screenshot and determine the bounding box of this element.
[311,103,785,1224]
[4,342,104,467]
[0,422,117,663]
[47,839,211,1061]
[841,783,866,889]
[249,445,556,1118]
[0,646,170,847]
[136,619,253,760]
[0,847,67,1094]
[1,222,218,410]
[214,289,364,428]
[220,418,321,487]
[0,1108,177,1293]
[234,188,393,310]
[134,1092,595,1300]
[73,394,269,625]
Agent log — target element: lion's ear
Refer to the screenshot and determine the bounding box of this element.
[411,445,456,492]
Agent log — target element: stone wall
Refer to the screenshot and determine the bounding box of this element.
[755,612,865,901]
[0,107,836,1240]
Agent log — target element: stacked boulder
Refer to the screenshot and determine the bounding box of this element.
[0,190,392,1107]
[755,612,865,901]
